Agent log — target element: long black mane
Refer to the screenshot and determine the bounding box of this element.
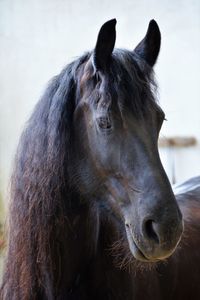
[1,53,89,298]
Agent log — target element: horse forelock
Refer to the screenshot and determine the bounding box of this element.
[76,49,160,120]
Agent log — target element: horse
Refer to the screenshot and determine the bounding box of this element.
[1,19,200,300]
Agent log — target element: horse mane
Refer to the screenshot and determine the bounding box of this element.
[1,53,90,298]
[1,49,159,299]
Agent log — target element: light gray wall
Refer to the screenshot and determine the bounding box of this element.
[0,0,200,203]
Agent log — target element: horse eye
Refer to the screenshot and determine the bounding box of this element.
[97,116,112,130]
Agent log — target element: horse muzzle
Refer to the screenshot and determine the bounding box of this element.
[125,209,183,262]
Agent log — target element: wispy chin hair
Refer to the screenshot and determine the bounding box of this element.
[108,237,168,274]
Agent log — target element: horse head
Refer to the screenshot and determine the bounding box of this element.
[72,19,183,262]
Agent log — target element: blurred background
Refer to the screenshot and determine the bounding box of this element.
[0,0,200,274]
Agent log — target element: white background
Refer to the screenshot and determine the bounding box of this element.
[0,0,200,204]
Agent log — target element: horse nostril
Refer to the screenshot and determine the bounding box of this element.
[125,223,131,228]
[144,219,159,244]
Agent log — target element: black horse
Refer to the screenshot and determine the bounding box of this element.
[1,19,200,300]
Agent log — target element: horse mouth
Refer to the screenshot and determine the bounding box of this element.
[126,227,159,263]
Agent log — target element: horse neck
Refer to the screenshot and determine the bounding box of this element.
[65,192,101,262]
[71,196,100,255]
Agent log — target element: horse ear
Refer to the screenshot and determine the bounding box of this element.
[93,19,116,71]
[134,20,161,67]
